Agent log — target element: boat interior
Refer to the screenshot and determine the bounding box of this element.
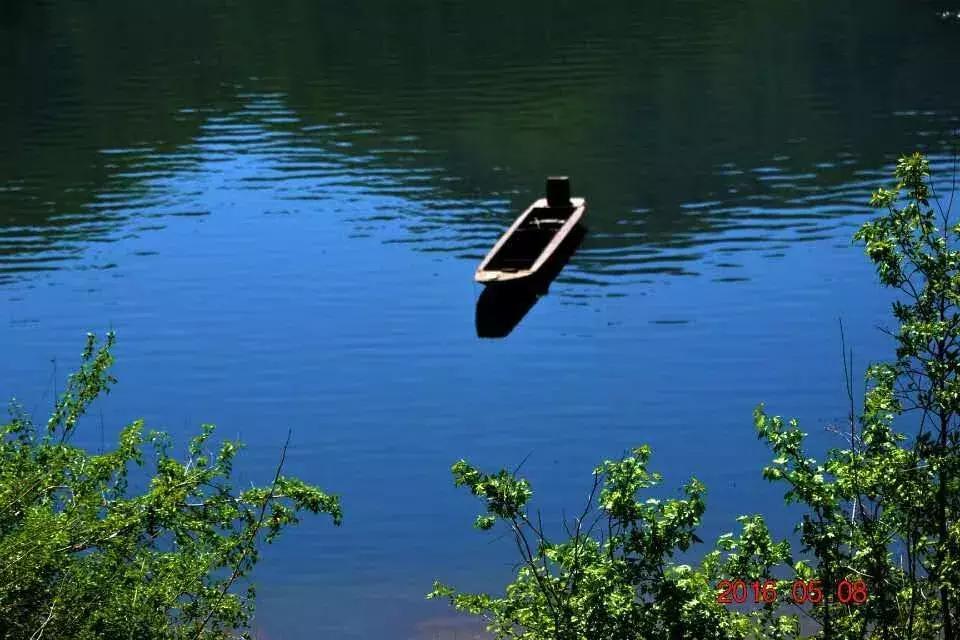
[484,206,574,271]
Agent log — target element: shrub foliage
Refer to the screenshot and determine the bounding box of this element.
[0,333,341,639]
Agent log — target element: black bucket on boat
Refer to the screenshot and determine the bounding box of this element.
[546,176,571,207]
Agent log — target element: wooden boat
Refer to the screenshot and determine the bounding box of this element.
[475,177,586,285]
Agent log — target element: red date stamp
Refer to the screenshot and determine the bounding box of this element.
[715,579,868,605]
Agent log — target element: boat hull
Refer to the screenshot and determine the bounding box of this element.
[474,197,586,285]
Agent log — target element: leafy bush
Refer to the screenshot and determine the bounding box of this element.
[429,449,797,640]
[0,333,341,639]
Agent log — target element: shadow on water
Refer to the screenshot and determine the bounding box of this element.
[475,224,586,339]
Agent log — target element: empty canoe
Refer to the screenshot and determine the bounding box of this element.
[475,177,587,285]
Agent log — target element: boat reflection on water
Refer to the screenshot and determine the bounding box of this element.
[474,224,586,339]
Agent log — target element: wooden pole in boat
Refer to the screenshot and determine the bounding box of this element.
[546,176,571,207]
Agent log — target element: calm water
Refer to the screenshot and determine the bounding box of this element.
[2,1,960,637]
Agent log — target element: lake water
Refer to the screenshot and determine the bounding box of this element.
[2,1,960,638]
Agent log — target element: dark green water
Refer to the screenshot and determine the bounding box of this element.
[2,1,959,637]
